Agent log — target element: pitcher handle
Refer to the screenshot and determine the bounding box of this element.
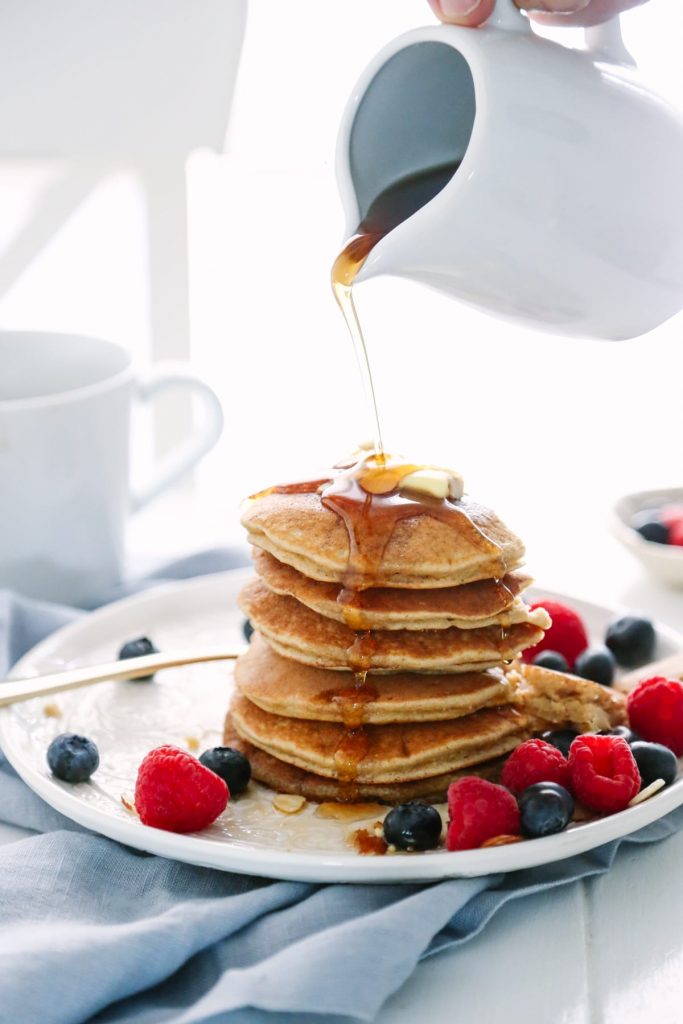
[585,16,636,67]
[489,1,635,67]
[487,0,530,32]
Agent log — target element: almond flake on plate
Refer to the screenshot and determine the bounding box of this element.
[273,794,307,815]
[628,779,666,806]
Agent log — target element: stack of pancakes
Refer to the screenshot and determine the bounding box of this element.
[226,468,586,803]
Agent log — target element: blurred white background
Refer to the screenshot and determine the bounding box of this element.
[0,0,681,611]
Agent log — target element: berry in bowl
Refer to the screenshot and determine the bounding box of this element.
[611,488,683,588]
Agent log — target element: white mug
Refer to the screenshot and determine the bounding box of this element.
[336,0,683,340]
[0,332,223,605]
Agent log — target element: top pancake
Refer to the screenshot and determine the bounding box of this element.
[252,548,547,631]
[241,490,525,588]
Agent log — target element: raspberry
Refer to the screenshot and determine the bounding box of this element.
[135,745,229,833]
[628,676,683,755]
[669,521,683,547]
[568,735,640,814]
[660,504,683,528]
[660,505,683,545]
[501,739,570,794]
[446,777,521,851]
[522,600,589,669]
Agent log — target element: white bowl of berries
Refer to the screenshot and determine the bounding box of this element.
[611,488,683,588]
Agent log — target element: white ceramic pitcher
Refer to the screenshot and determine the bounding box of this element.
[336,0,683,340]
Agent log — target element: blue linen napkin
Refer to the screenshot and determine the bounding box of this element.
[1,552,683,1024]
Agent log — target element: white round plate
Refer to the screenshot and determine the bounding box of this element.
[1,568,682,884]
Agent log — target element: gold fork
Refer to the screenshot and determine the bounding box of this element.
[0,647,246,708]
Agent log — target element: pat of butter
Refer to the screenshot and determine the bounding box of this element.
[401,469,449,499]
[401,468,464,501]
[447,471,464,500]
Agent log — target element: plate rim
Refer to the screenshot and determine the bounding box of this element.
[2,568,682,884]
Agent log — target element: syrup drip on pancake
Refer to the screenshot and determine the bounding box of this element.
[320,453,509,595]
[319,680,380,728]
[329,627,377,797]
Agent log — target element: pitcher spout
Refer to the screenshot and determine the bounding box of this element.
[336,28,476,264]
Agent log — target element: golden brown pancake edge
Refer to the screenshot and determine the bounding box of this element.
[239,577,546,673]
[229,692,531,783]
[224,714,508,803]
[235,633,516,723]
[252,548,548,631]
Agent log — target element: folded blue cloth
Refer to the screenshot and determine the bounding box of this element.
[1,552,682,1024]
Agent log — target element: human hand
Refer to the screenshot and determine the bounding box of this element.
[427,0,647,28]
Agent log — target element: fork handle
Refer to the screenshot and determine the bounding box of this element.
[0,648,245,708]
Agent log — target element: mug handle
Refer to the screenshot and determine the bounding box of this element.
[489,0,635,67]
[129,363,224,512]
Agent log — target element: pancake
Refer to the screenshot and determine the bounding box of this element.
[238,578,545,673]
[252,548,547,631]
[235,633,516,723]
[241,490,525,588]
[511,662,627,733]
[230,692,531,783]
[224,716,507,803]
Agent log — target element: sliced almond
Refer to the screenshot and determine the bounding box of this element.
[273,794,307,815]
[628,779,666,807]
[480,834,524,848]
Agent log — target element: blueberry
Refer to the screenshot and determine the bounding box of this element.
[631,510,669,545]
[519,782,575,814]
[574,645,615,687]
[599,725,641,745]
[541,729,579,759]
[532,650,569,673]
[518,783,574,838]
[199,747,251,795]
[605,616,656,668]
[118,636,158,681]
[242,619,254,643]
[630,741,678,788]
[47,733,99,783]
[637,521,669,544]
[383,802,442,851]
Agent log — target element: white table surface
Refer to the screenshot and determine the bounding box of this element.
[3,489,683,1024]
